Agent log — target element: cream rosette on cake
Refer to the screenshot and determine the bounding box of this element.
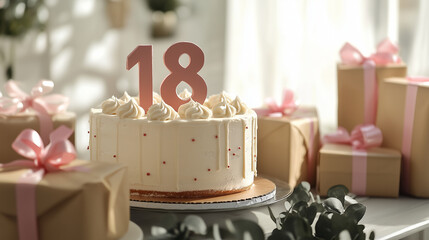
[89,90,257,197]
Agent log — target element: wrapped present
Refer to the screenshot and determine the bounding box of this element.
[337,39,407,132]
[0,126,129,240]
[319,125,401,197]
[376,77,429,197]
[255,90,320,187]
[0,80,75,164]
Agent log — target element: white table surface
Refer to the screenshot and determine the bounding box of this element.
[131,196,429,240]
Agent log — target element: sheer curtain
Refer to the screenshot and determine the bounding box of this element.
[224,0,399,133]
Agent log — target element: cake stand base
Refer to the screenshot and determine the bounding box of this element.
[130,177,283,211]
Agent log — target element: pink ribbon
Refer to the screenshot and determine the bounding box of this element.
[0,80,69,144]
[253,89,298,117]
[401,77,429,193]
[340,39,401,125]
[0,126,76,240]
[323,124,383,195]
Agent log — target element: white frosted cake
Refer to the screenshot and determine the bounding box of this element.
[89,90,257,197]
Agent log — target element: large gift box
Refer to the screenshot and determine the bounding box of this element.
[0,80,75,164]
[257,107,320,188]
[319,144,401,197]
[337,40,407,132]
[376,77,429,197]
[0,127,129,240]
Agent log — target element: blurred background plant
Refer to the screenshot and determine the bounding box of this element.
[146,0,178,38]
[0,0,48,80]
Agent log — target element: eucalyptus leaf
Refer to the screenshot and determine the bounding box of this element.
[306,204,318,225]
[268,206,277,223]
[338,230,352,240]
[268,229,295,240]
[212,224,222,240]
[232,219,265,240]
[369,231,375,240]
[327,185,349,205]
[183,215,207,235]
[151,226,168,236]
[284,201,292,211]
[324,197,345,214]
[315,213,333,239]
[345,204,366,223]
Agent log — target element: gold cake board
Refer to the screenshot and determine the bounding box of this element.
[130,177,284,211]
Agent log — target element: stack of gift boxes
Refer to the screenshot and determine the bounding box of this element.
[0,81,129,240]
[256,39,429,198]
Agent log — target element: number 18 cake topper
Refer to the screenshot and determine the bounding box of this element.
[126,42,207,111]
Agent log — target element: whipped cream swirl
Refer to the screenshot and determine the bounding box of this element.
[212,98,237,118]
[102,96,121,115]
[204,91,233,109]
[179,89,192,100]
[117,98,145,119]
[120,91,132,103]
[231,96,249,115]
[178,99,212,119]
[147,101,179,121]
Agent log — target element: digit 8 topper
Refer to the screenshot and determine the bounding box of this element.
[160,42,208,111]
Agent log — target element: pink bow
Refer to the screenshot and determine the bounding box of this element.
[2,80,69,115]
[340,38,401,66]
[254,89,298,116]
[0,80,69,143]
[323,124,383,150]
[1,125,76,172]
[0,126,76,240]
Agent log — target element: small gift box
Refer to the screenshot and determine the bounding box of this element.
[0,127,129,240]
[255,90,320,187]
[0,80,75,164]
[319,125,401,197]
[337,39,407,132]
[376,77,429,197]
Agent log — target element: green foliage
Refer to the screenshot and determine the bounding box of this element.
[268,182,374,240]
[151,214,265,240]
[0,0,48,38]
[146,0,177,12]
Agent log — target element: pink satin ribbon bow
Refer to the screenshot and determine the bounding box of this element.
[254,89,298,117]
[323,124,383,195]
[0,80,69,143]
[323,124,383,150]
[340,38,401,66]
[0,126,76,240]
[401,76,429,193]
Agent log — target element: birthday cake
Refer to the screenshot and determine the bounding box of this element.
[89,90,257,197]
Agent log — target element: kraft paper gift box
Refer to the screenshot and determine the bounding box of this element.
[319,144,401,197]
[257,107,320,188]
[0,80,75,164]
[337,40,407,132]
[0,159,129,240]
[376,77,429,197]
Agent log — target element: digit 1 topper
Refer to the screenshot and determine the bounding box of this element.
[126,42,207,112]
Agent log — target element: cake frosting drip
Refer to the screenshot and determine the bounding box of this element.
[178,99,212,119]
[204,92,233,109]
[147,101,179,121]
[231,96,249,115]
[119,91,132,103]
[101,96,121,115]
[117,98,145,119]
[212,97,237,118]
[179,89,192,100]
